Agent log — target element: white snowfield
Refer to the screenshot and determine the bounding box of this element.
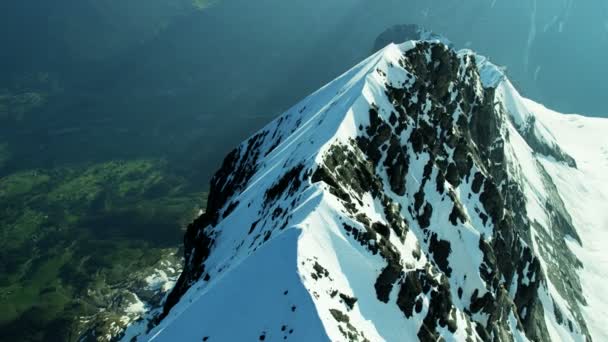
[128,41,608,342]
[526,103,608,342]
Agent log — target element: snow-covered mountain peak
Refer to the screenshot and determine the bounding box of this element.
[126,40,608,342]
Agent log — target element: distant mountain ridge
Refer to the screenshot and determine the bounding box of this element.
[125,40,608,341]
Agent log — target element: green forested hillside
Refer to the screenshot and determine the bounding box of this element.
[0,2,212,340]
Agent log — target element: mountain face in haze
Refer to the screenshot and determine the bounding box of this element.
[3,0,606,191]
[125,40,608,341]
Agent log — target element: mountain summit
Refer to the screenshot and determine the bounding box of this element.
[129,40,608,341]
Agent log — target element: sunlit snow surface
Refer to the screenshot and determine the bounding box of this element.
[128,41,607,341]
[527,102,608,342]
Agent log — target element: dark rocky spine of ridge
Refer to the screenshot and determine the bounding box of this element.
[159,131,269,321]
[308,42,558,340]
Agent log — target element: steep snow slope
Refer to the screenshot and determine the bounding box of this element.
[127,41,606,341]
[524,103,608,342]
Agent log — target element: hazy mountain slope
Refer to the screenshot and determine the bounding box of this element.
[125,40,607,341]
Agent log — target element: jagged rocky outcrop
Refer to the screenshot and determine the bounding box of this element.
[130,40,604,341]
[373,25,452,53]
[79,251,182,342]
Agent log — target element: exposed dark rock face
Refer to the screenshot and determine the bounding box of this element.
[519,116,577,168]
[160,213,214,320]
[311,42,587,341]
[160,129,284,319]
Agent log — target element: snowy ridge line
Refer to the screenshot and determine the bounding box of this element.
[123,40,606,342]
